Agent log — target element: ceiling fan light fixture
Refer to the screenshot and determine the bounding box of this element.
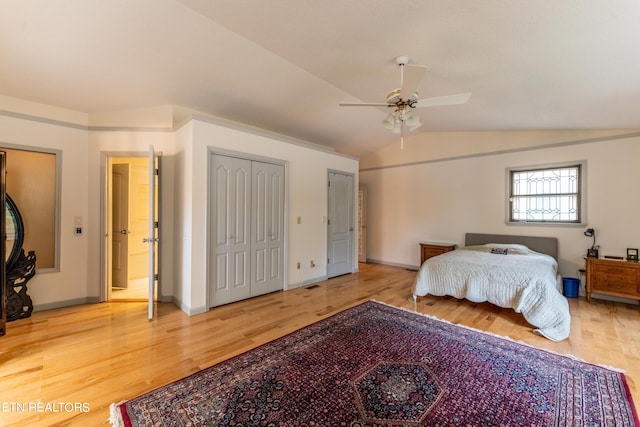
[405,114,421,129]
[408,121,422,132]
[382,114,395,130]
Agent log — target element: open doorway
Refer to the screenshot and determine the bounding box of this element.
[105,155,158,301]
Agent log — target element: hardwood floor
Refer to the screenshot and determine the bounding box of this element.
[1,262,639,426]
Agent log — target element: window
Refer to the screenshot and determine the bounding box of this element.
[508,163,582,224]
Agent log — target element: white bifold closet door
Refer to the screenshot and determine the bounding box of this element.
[210,154,285,308]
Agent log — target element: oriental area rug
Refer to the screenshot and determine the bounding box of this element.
[110,301,639,426]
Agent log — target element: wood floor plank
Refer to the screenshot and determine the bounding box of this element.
[0,262,638,426]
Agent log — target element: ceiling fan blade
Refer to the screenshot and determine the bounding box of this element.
[400,64,427,100]
[414,92,472,108]
[339,102,392,107]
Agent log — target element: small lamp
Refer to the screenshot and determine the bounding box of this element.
[584,227,599,257]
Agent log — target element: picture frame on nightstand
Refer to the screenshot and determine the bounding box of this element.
[627,248,638,262]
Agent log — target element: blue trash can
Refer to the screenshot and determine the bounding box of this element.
[563,277,579,298]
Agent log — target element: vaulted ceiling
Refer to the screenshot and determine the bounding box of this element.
[2,1,639,157]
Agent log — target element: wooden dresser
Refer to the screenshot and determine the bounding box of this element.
[419,242,457,265]
[585,257,640,303]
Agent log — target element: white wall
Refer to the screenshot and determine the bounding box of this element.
[359,129,636,170]
[360,136,640,291]
[2,103,635,312]
[172,122,193,313]
[0,114,89,309]
[2,103,636,312]
[0,108,359,315]
[176,118,359,314]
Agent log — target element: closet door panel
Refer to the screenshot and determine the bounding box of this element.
[251,162,285,296]
[268,169,284,283]
[212,158,232,306]
[269,246,282,280]
[233,252,247,286]
[254,248,266,283]
[215,254,228,290]
[210,155,251,307]
[229,158,251,302]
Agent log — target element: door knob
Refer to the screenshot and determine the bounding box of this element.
[120,230,129,235]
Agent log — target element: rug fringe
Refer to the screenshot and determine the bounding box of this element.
[108,402,125,427]
[370,299,627,374]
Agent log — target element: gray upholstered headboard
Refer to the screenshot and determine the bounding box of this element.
[464,233,558,260]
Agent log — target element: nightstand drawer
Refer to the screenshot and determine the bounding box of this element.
[423,247,448,258]
[419,242,456,264]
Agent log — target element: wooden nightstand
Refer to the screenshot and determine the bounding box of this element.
[585,257,640,303]
[419,242,457,264]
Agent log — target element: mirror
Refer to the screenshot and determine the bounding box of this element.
[6,194,24,272]
[2,147,57,270]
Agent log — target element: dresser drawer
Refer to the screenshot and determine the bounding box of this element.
[586,257,640,302]
[593,269,636,286]
[591,279,637,295]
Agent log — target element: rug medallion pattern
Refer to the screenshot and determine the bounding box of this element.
[112,301,639,426]
[352,361,443,424]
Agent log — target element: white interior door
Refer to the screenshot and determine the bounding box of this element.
[112,164,130,289]
[251,162,285,297]
[210,155,251,307]
[146,146,158,320]
[209,154,285,307]
[327,171,354,278]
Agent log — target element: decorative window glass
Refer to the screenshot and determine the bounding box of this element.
[509,164,581,223]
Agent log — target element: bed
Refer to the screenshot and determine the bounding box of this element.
[412,233,570,341]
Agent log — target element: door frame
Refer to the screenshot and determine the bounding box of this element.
[99,151,162,302]
[206,147,289,309]
[326,169,356,278]
[358,184,367,263]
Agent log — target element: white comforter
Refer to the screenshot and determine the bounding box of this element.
[412,244,571,341]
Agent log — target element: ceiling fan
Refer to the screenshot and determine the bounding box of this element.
[340,56,471,147]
